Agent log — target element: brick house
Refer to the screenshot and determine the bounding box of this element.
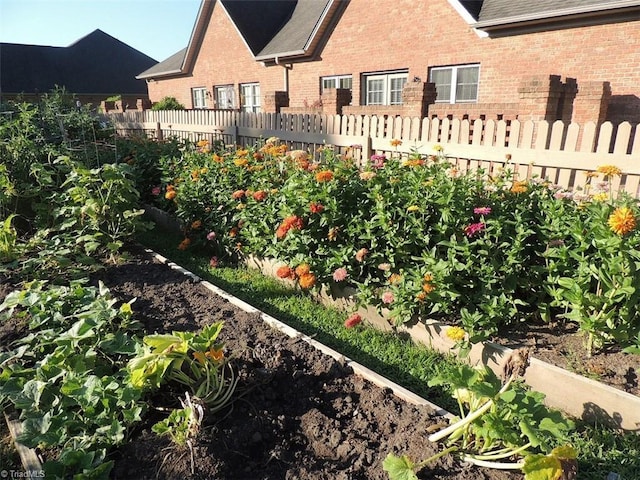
[137,0,640,124]
[1,29,156,109]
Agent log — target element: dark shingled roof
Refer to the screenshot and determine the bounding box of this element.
[256,0,334,60]
[137,48,187,79]
[1,29,157,95]
[222,0,298,55]
[476,0,640,27]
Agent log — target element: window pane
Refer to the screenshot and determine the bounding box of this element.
[367,78,385,105]
[455,66,479,102]
[430,69,452,103]
[339,77,352,89]
[389,76,407,105]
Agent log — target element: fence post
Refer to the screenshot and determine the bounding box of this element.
[155,122,163,142]
[363,135,372,166]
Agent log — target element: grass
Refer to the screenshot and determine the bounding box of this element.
[138,226,640,480]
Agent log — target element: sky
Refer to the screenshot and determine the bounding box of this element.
[0,0,203,62]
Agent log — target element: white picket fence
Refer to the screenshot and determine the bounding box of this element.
[107,110,640,196]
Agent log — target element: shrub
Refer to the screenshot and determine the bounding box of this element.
[151,96,185,110]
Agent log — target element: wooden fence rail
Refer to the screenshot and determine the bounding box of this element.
[106,110,640,196]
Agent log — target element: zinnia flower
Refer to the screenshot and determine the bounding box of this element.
[407,205,420,212]
[355,248,369,262]
[597,165,622,177]
[608,207,636,235]
[315,170,334,182]
[295,263,311,276]
[151,186,161,196]
[473,207,491,215]
[209,256,219,268]
[344,313,363,328]
[277,265,295,279]
[232,189,245,200]
[390,139,402,147]
[446,326,466,342]
[178,238,191,250]
[252,190,267,201]
[464,222,485,237]
[298,273,316,290]
[276,215,304,239]
[370,154,386,169]
[207,231,216,241]
[310,202,325,214]
[510,181,528,194]
[381,291,394,304]
[328,226,339,241]
[389,273,402,284]
[165,190,177,200]
[333,267,348,282]
[298,273,316,289]
[359,171,376,181]
[378,263,391,271]
[191,220,202,230]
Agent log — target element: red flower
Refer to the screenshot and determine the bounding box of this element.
[310,202,325,214]
[253,190,267,201]
[276,215,304,239]
[344,313,363,328]
[276,265,295,279]
[232,190,245,200]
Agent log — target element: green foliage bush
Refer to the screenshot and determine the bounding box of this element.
[151,96,185,111]
[139,137,640,355]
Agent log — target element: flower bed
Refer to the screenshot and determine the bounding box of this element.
[130,136,640,359]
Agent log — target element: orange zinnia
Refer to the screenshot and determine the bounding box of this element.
[276,265,295,279]
[295,263,311,276]
[315,170,334,182]
[298,273,316,289]
[608,207,636,235]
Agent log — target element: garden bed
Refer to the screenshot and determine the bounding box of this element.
[0,246,529,480]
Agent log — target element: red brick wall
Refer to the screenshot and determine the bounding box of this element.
[148,0,640,124]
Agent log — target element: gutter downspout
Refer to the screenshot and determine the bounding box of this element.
[274,56,292,93]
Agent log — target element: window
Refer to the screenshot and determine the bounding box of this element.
[363,71,408,105]
[215,85,236,109]
[192,87,207,109]
[321,75,352,92]
[429,64,480,103]
[240,83,260,113]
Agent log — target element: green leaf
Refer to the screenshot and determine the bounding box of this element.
[522,453,562,480]
[382,453,418,480]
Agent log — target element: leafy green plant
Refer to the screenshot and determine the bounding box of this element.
[383,349,575,479]
[151,96,185,111]
[0,281,144,479]
[128,322,238,411]
[0,214,18,262]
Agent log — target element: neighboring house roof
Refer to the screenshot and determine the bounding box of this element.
[1,29,157,96]
[137,48,187,79]
[474,0,640,31]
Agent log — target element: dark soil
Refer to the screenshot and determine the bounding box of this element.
[0,246,637,479]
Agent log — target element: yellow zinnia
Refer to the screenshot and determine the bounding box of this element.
[608,207,636,235]
[597,165,622,177]
[446,326,466,342]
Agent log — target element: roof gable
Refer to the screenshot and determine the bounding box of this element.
[1,29,157,95]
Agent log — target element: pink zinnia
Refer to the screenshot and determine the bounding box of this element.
[151,186,162,196]
[344,313,363,328]
[370,154,387,169]
[207,231,216,241]
[473,207,491,215]
[333,267,348,282]
[381,291,394,304]
[209,256,219,268]
[464,222,485,237]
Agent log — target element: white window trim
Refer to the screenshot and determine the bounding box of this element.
[240,83,261,113]
[192,87,207,109]
[321,74,352,92]
[363,71,408,106]
[430,64,480,104]
[215,84,236,109]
